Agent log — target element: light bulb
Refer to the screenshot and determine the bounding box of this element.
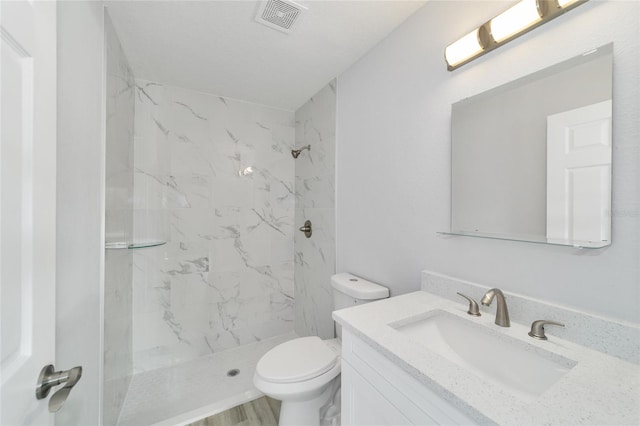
[558,0,579,7]
[445,28,484,68]
[490,0,543,43]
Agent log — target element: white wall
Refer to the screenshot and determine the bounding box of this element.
[336,0,639,323]
[56,1,105,424]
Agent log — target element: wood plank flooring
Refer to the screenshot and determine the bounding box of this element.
[188,397,281,426]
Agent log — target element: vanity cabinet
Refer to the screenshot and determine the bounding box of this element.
[341,330,476,426]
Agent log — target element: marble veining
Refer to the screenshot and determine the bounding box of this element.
[294,81,337,339]
[132,79,295,372]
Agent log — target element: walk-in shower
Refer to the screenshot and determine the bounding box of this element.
[103,8,337,424]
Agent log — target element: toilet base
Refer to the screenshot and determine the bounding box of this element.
[278,378,339,426]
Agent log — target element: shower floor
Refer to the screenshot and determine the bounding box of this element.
[117,332,297,426]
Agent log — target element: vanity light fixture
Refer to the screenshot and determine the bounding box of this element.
[490,0,543,43]
[444,28,487,69]
[445,0,588,71]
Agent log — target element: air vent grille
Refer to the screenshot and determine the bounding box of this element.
[255,0,307,34]
[263,0,299,29]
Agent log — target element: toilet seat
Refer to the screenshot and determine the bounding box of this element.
[252,273,387,426]
[256,336,338,383]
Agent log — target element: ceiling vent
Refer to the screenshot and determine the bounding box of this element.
[255,0,307,34]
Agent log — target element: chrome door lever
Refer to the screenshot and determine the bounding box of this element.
[36,364,83,412]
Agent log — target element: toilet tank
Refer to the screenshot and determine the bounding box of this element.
[331,273,389,338]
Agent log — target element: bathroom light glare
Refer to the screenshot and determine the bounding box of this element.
[445,0,589,71]
[558,0,580,7]
[490,0,542,43]
[445,29,484,67]
[239,166,254,176]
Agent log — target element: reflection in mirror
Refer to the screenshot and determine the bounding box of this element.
[449,44,612,248]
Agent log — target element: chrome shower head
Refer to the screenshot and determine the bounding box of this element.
[291,144,311,159]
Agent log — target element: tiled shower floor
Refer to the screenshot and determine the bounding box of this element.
[117,332,297,426]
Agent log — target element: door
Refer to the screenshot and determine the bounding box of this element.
[546,100,612,245]
[1,1,57,424]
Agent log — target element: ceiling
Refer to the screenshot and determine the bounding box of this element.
[105,0,426,111]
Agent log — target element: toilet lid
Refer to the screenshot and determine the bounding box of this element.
[255,336,338,383]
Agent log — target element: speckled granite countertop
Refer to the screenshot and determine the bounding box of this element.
[333,291,640,425]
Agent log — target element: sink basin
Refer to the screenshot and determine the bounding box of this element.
[391,310,576,400]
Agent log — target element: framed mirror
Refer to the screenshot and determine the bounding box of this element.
[448,44,612,248]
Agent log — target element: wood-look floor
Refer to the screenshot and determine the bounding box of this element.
[188,397,281,426]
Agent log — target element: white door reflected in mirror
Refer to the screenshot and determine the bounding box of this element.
[546,101,612,245]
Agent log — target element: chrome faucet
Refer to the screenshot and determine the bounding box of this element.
[481,288,510,327]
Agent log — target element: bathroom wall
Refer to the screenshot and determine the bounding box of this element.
[294,81,337,339]
[336,1,640,323]
[132,80,295,371]
[104,12,135,425]
[56,1,105,424]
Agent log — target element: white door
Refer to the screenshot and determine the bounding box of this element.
[1,1,57,424]
[546,100,612,245]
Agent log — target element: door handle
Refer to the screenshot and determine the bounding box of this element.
[35,364,83,412]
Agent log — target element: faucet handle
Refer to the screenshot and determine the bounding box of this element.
[528,320,565,340]
[456,292,481,317]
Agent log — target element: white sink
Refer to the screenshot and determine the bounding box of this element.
[391,310,576,400]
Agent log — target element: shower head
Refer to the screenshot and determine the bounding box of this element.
[291,144,311,159]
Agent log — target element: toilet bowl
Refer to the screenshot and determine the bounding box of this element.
[253,273,389,426]
[254,337,341,425]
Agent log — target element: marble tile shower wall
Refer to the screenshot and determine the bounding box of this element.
[104,12,135,426]
[294,81,337,339]
[132,80,296,372]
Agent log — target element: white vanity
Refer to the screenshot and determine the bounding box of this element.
[341,330,479,425]
[334,271,640,425]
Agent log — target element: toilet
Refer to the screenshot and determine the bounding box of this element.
[253,273,389,426]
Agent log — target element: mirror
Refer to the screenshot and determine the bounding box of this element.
[449,44,612,248]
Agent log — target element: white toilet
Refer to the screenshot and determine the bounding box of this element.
[253,273,389,426]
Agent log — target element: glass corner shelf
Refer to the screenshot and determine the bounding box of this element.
[437,230,609,249]
[105,241,166,250]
